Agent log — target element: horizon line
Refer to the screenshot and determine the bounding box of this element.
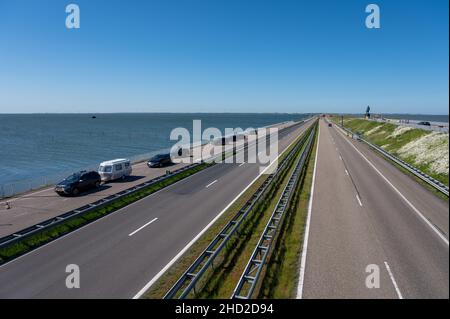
[0,112,448,117]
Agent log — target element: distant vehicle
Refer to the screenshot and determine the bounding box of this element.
[418,121,431,126]
[99,159,132,182]
[55,171,101,196]
[147,153,172,168]
[328,123,332,127]
[174,147,191,158]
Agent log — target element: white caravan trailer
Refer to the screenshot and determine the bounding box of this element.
[98,159,132,182]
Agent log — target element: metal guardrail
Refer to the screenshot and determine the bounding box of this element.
[0,163,202,250]
[0,121,308,254]
[163,123,315,299]
[231,126,316,299]
[336,123,449,197]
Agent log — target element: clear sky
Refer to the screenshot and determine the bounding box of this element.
[0,0,448,114]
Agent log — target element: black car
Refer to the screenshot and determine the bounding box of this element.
[55,171,101,196]
[147,153,172,168]
[328,123,332,127]
[418,121,431,126]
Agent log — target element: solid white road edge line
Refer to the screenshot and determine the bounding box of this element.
[296,124,320,299]
[128,218,158,237]
[335,124,449,246]
[132,122,313,299]
[384,261,403,299]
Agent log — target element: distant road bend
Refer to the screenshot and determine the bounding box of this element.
[0,119,313,298]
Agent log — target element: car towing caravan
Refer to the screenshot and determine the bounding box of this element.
[98,158,132,182]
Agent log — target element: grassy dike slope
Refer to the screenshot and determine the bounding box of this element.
[340,118,449,186]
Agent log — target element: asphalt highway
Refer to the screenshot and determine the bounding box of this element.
[0,119,313,298]
[300,119,448,299]
[0,121,295,238]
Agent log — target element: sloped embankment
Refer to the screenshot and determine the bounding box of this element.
[342,118,449,187]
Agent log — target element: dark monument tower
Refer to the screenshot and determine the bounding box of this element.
[365,105,371,119]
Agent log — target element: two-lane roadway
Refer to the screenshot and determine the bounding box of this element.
[299,119,448,299]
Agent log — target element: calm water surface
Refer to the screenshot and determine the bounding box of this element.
[0,113,310,187]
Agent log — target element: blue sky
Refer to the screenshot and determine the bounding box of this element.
[0,0,448,114]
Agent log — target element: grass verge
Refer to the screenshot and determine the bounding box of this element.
[194,127,316,298]
[334,118,449,202]
[335,117,448,186]
[258,127,317,298]
[330,117,448,201]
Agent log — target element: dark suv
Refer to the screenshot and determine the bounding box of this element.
[147,153,172,168]
[55,171,101,196]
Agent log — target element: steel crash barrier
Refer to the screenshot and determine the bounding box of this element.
[334,121,449,197]
[231,125,316,299]
[164,122,317,299]
[0,163,202,251]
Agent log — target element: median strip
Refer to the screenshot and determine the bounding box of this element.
[139,122,314,299]
[155,123,317,299]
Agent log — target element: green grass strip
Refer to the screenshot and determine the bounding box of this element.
[0,163,211,263]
